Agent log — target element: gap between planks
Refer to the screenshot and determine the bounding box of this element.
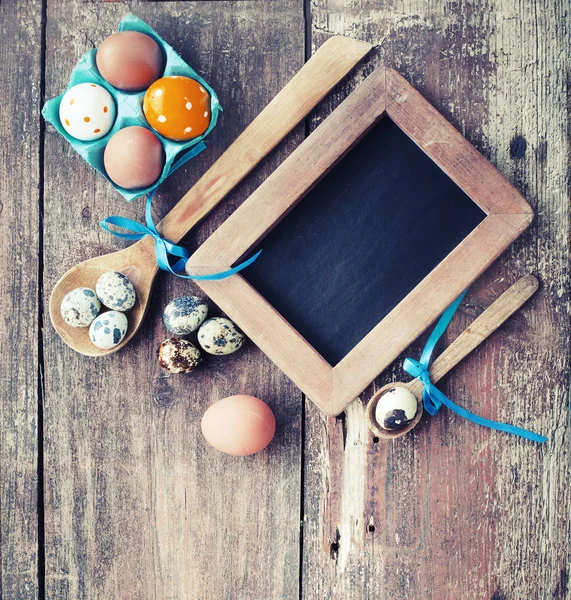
[37,0,48,599]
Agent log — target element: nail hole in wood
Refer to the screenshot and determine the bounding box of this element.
[330,541,339,560]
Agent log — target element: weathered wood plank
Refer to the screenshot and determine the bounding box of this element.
[0,1,43,598]
[304,2,570,599]
[42,2,304,598]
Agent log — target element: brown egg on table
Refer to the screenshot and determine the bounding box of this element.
[96,31,164,92]
[103,126,164,190]
[143,76,211,141]
[201,395,276,457]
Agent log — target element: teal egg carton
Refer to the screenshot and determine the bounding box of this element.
[42,14,221,201]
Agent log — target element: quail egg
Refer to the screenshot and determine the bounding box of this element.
[60,287,101,327]
[157,338,202,373]
[96,271,136,311]
[198,317,245,355]
[89,311,128,350]
[375,387,418,431]
[163,295,208,335]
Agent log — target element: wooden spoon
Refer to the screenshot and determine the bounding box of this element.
[366,274,539,439]
[49,36,373,356]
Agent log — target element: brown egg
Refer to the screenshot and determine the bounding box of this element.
[96,31,164,92]
[104,126,164,190]
[201,395,276,456]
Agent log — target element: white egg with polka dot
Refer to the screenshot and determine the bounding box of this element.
[58,82,116,142]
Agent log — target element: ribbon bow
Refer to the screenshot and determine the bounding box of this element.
[403,291,547,443]
[100,152,261,281]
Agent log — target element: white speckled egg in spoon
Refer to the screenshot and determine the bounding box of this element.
[60,287,101,327]
[375,387,418,431]
[96,271,136,311]
[89,311,129,350]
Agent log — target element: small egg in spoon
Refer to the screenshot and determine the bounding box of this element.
[375,386,418,431]
[366,382,423,440]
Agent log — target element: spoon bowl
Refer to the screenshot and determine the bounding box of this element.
[49,236,158,356]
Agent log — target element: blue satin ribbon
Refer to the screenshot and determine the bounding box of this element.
[100,145,261,279]
[403,291,547,443]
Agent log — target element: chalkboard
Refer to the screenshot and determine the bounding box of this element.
[243,117,485,364]
[188,65,532,415]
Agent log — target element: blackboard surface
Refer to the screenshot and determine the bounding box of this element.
[243,117,486,365]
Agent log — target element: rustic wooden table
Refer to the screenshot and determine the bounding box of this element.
[2,1,569,599]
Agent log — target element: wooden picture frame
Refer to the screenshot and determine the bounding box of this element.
[186,66,533,416]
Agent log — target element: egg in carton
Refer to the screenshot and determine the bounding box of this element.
[41,13,221,201]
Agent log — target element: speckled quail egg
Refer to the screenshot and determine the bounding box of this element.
[89,311,128,350]
[95,271,136,311]
[157,338,202,373]
[375,387,418,431]
[163,295,208,335]
[198,317,245,356]
[60,287,101,327]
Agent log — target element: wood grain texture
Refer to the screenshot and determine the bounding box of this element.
[188,69,387,266]
[42,2,304,598]
[303,2,570,599]
[386,68,533,216]
[5,1,569,598]
[0,1,43,598]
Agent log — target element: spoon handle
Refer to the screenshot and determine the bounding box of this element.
[407,275,539,397]
[158,36,373,243]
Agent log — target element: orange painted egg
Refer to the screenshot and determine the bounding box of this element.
[201,395,276,456]
[143,76,211,141]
